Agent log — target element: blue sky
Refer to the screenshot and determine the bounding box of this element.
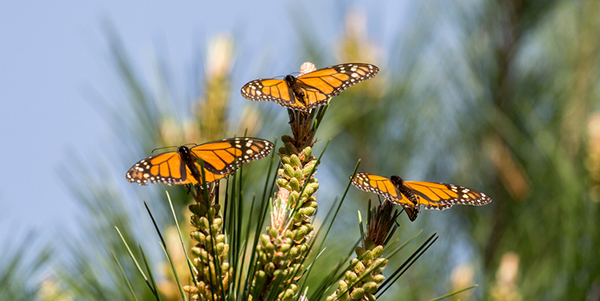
[0,1,410,247]
[0,0,294,242]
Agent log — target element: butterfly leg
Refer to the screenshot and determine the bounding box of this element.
[287,109,296,124]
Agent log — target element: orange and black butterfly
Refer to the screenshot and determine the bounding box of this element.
[240,63,379,112]
[127,137,273,186]
[351,173,492,221]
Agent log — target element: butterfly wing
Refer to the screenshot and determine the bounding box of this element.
[126,151,188,186]
[127,138,273,186]
[240,78,302,109]
[241,63,379,112]
[189,137,274,175]
[295,63,379,110]
[180,161,227,185]
[352,173,492,220]
[403,181,493,211]
[403,207,419,222]
[352,173,420,221]
[352,173,401,199]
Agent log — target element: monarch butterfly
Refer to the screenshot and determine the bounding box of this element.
[126,137,273,186]
[351,173,492,221]
[240,63,379,112]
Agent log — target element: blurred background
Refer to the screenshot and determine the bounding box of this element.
[1,0,599,300]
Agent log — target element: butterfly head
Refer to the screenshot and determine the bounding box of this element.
[177,145,191,155]
[283,74,297,83]
[389,175,405,187]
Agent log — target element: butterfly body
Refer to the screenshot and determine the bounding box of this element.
[241,63,379,112]
[283,74,306,105]
[176,145,202,183]
[390,175,418,206]
[352,173,492,221]
[127,137,273,186]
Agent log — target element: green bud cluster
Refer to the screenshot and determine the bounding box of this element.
[276,139,319,224]
[184,203,232,301]
[249,137,320,300]
[326,245,387,301]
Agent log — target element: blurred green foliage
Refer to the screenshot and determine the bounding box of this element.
[0,232,51,300]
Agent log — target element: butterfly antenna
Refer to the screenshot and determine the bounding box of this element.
[151,146,177,153]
